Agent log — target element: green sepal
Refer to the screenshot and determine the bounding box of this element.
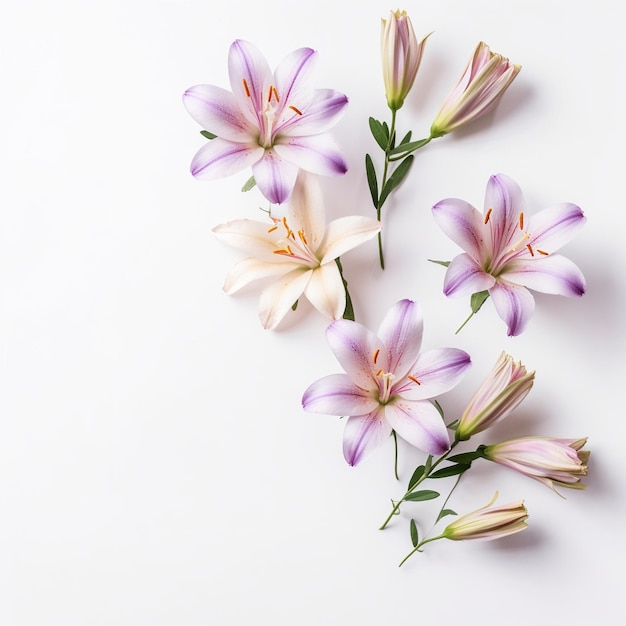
[428,259,450,267]
[389,136,431,156]
[410,519,419,547]
[436,509,457,522]
[398,130,413,147]
[471,290,490,313]
[407,465,425,490]
[404,490,440,502]
[429,463,470,479]
[447,449,485,464]
[291,300,298,311]
[369,117,389,151]
[241,176,256,192]
[336,258,355,321]
[378,155,414,208]
[200,130,217,140]
[365,154,379,208]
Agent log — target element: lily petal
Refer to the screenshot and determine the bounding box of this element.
[213,218,284,259]
[526,202,587,253]
[258,267,311,329]
[431,198,486,261]
[443,253,495,297]
[228,39,272,128]
[302,373,379,416]
[490,280,535,336]
[318,216,381,264]
[398,348,471,400]
[222,257,297,294]
[285,172,326,248]
[304,263,345,320]
[376,299,423,380]
[326,319,384,389]
[190,138,263,180]
[252,150,299,204]
[183,85,256,142]
[501,255,586,297]
[485,174,524,257]
[277,89,349,136]
[273,47,318,118]
[274,133,348,176]
[385,400,450,456]
[342,410,390,466]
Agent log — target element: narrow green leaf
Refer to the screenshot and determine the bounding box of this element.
[369,117,388,151]
[336,258,355,321]
[398,130,413,146]
[291,299,298,311]
[428,259,450,267]
[365,154,379,208]
[404,489,440,502]
[378,155,414,207]
[436,509,457,522]
[200,130,217,140]
[471,290,490,314]
[447,450,483,464]
[241,176,256,192]
[429,463,470,479]
[389,137,431,156]
[432,399,444,419]
[410,519,419,547]
[407,465,425,490]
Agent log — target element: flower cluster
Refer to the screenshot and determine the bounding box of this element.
[183,9,589,566]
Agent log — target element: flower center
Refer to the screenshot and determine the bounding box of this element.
[242,79,304,148]
[269,216,319,267]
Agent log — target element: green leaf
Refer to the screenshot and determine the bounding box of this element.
[200,130,217,140]
[291,299,298,311]
[369,117,388,151]
[429,463,470,479]
[365,154,379,208]
[407,465,425,490]
[336,258,355,321]
[241,176,256,192]
[436,509,457,522]
[404,490,440,502]
[471,290,490,314]
[389,137,431,156]
[410,519,419,547]
[428,259,450,267]
[378,154,414,208]
[432,399,444,419]
[398,130,413,146]
[447,450,484,464]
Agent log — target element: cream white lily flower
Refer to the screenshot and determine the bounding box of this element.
[213,173,381,329]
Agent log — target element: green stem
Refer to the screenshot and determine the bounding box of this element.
[375,110,397,270]
[392,430,400,480]
[435,474,462,523]
[455,310,475,334]
[398,533,446,567]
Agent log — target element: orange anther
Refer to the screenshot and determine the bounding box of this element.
[526,243,535,256]
[373,348,380,364]
[242,78,251,97]
[289,105,303,115]
[519,212,524,230]
[407,375,421,385]
[484,208,492,224]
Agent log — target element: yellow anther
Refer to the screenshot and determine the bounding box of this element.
[267,224,278,233]
[298,230,308,245]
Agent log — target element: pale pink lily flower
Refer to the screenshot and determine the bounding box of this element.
[213,173,380,330]
[302,299,471,465]
[380,10,429,111]
[455,352,534,441]
[442,492,528,541]
[430,42,521,137]
[483,436,589,493]
[183,39,349,204]
[432,173,587,336]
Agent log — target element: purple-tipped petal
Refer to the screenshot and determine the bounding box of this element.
[490,281,535,336]
[526,202,586,253]
[501,255,586,297]
[385,400,450,456]
[277,89,349,136]
[485,174,524,257]
[252,150,299,204]
[302,373,379,417]
[342,410,390,466]
[397,348,471,400]
[431,198,486,260]
[190,138,263,180]
[274,134,348,176]
[443,253,495,297]
[326,319,384,389]
[376,299,423,380]
[183,85,256,142]
[273,47,318,114]
[228,39,272,127]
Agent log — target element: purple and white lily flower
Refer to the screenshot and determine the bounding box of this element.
[183,39,349,204]
[213,172,380,330]
[302,299,471,466]
[432,173,586,336]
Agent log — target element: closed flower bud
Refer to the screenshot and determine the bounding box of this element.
[483,436,589,493]
[381,10,429,111]
[443,492,528,541]
[430,41,520,137]
[455,352,534,441]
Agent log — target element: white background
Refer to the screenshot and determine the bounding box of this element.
[1,0,624,623]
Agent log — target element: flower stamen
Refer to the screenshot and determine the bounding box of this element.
[268,85,280,103]
[519,212,524,230]
[298,230,308,245]
[526,243,535,256]
[407,375,421,385]
[242,78,251,98]
[373,348,380,364]
[289,105,303,115]
[267,224,278,233]
[537,249,549,256]
[484,208,492,224]
[509,232,530,252]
